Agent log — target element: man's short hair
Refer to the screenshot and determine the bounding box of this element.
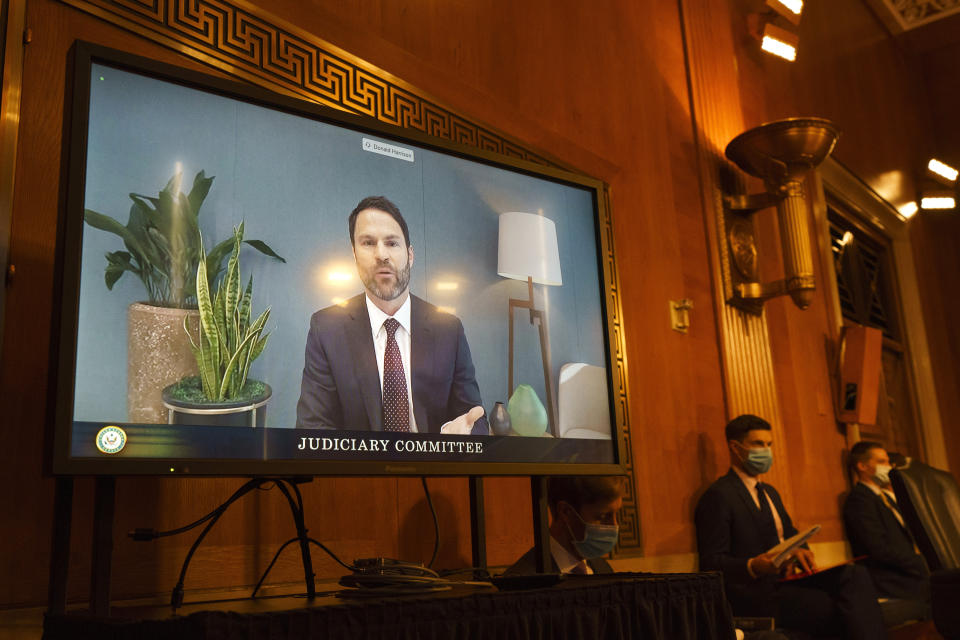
[724,414,772,442]
[848,440,884,474]
[547,476,625,515]
[348,196,410,247]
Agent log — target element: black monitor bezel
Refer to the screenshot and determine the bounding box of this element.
[50,41,628,477]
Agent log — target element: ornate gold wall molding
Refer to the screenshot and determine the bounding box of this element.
[59,0,555,164]
[599,185,640,550]
[865,0,960,32]
[56,0,640,550]
[894,0,960,24]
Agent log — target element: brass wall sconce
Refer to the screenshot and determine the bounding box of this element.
[721,117,839,314]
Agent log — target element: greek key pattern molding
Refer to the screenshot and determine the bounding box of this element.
[59,0,641,551]
[61,0,554,164]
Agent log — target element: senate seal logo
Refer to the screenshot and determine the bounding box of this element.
[95,426,127,454]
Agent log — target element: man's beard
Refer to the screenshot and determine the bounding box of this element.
[363,259,411,302]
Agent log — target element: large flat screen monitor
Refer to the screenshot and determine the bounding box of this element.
[51,42,627,476]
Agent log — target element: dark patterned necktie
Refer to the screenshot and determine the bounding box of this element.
[382,318,410,432]
[755,482,780,548]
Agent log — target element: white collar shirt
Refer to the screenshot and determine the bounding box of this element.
[861,481,906,527]
[365,294,417,433]
[732,465,785,543]
[550,534,593,574]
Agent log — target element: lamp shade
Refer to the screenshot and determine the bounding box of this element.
[497,211,562,286]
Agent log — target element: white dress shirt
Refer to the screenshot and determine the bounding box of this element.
[861,481,906,527]
[550,535,593,574]
[733,466,789,579]
[732,465,785,543]
[365,294,418,432]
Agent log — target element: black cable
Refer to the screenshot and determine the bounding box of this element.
[251,536,300,599]
[170,478,269,609]
[421,476,440,569]
[250,535,358,598]
[130,479,278,541]
[309,538,355,572]
[272,479,316,599]
[439,566,492,579]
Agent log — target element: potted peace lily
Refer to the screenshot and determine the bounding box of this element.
[161,223,273,427]
[84,170,284,423]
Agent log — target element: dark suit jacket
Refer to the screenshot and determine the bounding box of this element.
[694,469,799,616]
[842,481,929,600]
[502,544,614,576]
[295,293,488,434]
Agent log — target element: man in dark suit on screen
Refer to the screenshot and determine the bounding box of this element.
[695,414,885,639]
[843,441,929,611]
[295,195,488,435]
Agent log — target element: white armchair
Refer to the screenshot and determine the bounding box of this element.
[556,363,612,439]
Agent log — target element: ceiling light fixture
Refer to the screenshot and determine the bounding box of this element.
[927,158,958,183]
[761,23,799,61]
[767,0,803,24]
[920,196,956,210]
[897,201,918,219]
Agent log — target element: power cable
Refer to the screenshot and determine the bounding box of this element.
[420,476,440,568]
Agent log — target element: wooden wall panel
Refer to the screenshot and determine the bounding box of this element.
[728,0,954,536]
[735,0,932,211]
[908,214,960,475]
[273,0,730,560]
[2,0,958,609]
[912,24,960,476]
[0,0,728,607]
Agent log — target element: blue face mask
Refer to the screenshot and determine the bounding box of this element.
[564,504,620,559]
[737,443,773,475]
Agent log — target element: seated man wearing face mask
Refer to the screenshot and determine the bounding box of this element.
[695,415,885,640]
[503,476,624,575]
[843,441,929,611]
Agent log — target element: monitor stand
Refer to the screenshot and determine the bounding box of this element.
[530,476,552,573]
[469,476,487,576]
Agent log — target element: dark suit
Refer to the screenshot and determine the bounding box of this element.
[295,293,487,434]
[843,482,929,601]
[696,469,885,639]
[502,543,613,576]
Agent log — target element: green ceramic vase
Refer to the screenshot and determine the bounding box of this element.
[507,384,548,437]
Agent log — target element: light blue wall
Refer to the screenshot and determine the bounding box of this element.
[74,63,608,428]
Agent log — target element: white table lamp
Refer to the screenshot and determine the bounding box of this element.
[497,212,562,435]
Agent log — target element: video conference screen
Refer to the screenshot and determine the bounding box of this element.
[52,43,625,475]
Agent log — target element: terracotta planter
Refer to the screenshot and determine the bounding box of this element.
[127,302,200,423]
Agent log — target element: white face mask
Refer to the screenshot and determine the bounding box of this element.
[873,463,892,486]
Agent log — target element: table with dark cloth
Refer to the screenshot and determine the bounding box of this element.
[44,572,736,640]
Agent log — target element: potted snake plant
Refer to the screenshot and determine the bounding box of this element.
[84,170,283,423]
[161,223,273,427]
